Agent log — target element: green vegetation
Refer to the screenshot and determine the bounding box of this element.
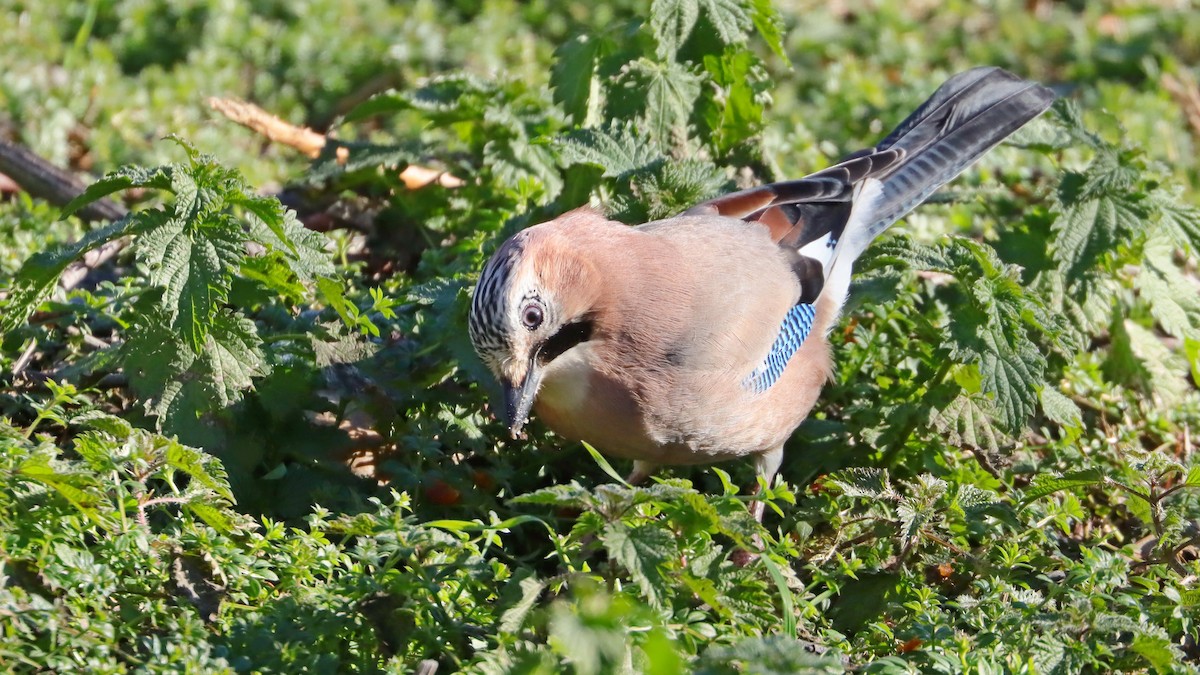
[2,0,1199,672]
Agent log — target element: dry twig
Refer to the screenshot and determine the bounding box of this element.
[206,97,464,188]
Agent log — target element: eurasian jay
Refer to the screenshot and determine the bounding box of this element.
[468,67,1055,519]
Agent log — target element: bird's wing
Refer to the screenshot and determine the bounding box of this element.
[684,67,1055,305]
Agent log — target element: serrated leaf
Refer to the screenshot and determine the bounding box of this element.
[71,411,134,440]
[601,521,674,610]
[700,48,769,154]
[1151,192,1200,254]
[554,124,664,178]
[1039,387,1083,434]
[17,454,100,511]
[552,34,605,126]
[747,0,787,60]
[511,483,594,510]
[697,0,751,45]
[976,330,1045,432]
[236,195,334,279]
[1136,232,1200,340]
[205,312,266,407]
[1107,319,1189,406]
[138,215,244,352]
[59,165,174,219]
[498,572,545,634]
[931,391,1010,454]
[650,0,699,58]
[484,135,563,199]
[167,440,234,502]
[827,467,894,500]
[1052,151,1149,281]
[1,211,157,337]
[607,59,702,146]
[184,501,234,534]
[1023,469,1106,502]
[1130,633,1181,672]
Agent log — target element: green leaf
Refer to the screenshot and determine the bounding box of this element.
[205,312,267,407]
[1052,150,1149,281]
[554,124,664,178]
[499,572,545,634]
[185,501,235,534]
[931,391,1010,454]
[650,0,699,58]
[237,195,333,280]
[1,211,156,337]
[1129,633,1181,673]
[59,165,173,219]
[827,467,894,500]
[552,34,604,125]
[1023,469,1106,502]
[138,214,244,352]
[1136,232,1200,340]
[17,453,100,512]
[511,483,595,510]
[1150,190,1200,254]
[167,439,234,502]
[601,521,674,610]
[607,58,702,145]
[696,0,751,45]
[747,0,787,60]
[699,48,769,154]
[976,330,1045,433]
[1039,387,1083,434]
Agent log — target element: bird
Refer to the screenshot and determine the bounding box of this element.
[468,67,1055,520]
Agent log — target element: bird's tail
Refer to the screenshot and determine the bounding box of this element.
[819,67,1055,307]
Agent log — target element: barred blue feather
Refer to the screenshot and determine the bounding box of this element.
[743,303,816,394]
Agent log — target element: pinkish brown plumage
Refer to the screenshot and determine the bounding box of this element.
[468,68,1055,519]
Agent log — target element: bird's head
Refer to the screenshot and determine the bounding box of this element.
[468,222,598,438]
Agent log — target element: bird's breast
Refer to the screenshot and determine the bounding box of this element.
[533,342,662,460]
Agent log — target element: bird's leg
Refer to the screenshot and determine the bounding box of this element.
[626,460,657,485]
[748,446,784,522]
[732,447,784,566]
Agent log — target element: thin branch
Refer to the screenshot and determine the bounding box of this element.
[206,96,464,188]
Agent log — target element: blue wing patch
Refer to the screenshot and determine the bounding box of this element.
[743,303,816,394]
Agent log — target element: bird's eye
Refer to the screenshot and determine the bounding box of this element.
[521,304,544,330]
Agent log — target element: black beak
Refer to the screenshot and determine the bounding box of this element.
[502,359,542,438]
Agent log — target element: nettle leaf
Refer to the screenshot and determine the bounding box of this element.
[484,136,563,199]
[1135,232,1200,340]
[650,0,700,58]
[138,214,245,352]
[607,58,702,145]
[699,47,770,155]
[1106,318,1190,406]
[1023,469,1106,502]
[0,211,157,337]
[554,124,664,178]
[1039,386,1083,435]
[1150,191,1200,254]
[552,34,606,125]
[511,483,595,510]
[601,521,674,609]
[59,165,174,218]
[184,501,235,534]
[237,195,334,280]
[205,311,267,407]
[977,331,1045,432]
[1052,148,1149,282]
[827,467,895,500]
[697,0,751,45]
[930,391,1010,454]
[747,0,787,60]
[632,159,727,220]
